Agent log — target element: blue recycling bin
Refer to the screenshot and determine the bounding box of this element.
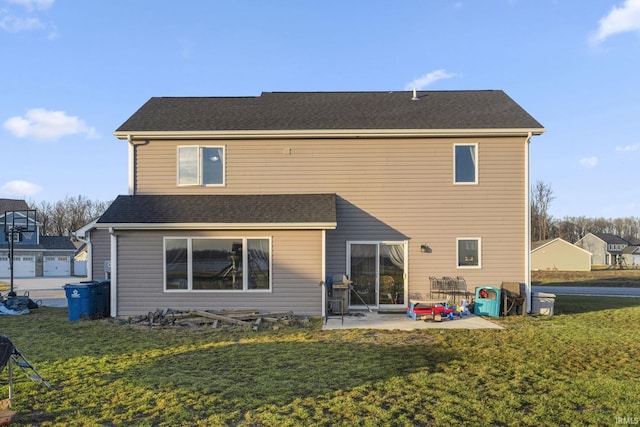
[474,286,501,317]
[64,281,100,321]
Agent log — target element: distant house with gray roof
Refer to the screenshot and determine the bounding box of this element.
[76,90,545,317]
[575,233,630,266]
[1,198,77,277]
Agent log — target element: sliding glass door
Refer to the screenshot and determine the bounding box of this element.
[347,242,406,309]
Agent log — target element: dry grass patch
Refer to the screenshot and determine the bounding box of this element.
[532,269,640,287]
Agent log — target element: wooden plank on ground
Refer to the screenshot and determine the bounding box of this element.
[192,310,252,327]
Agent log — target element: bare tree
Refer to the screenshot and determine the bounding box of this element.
[30,196,111,238]
[531,180,555,241]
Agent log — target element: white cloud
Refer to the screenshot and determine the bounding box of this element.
[579,156,598,168]
[0,0,55,34]
[590,0,640,44]
[0,15,43,32]
[1,180,42,197]
[615,142,640,151]
[3,108,98,141]
[405,69,458,90]
[6,0,54,11]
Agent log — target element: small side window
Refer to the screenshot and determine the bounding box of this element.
[457,238,481,268]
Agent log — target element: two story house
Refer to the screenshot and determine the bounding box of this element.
[1,199,77,277]
[575,232,630,266]
[78,91,544,317]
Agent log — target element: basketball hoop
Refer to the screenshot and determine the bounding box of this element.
[3,210,36,297]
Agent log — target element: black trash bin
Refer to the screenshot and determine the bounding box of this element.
[94,280,111,318]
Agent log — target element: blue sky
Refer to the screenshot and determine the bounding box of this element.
[1,0,639,220]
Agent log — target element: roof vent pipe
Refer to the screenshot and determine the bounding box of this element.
[411,88,419,101]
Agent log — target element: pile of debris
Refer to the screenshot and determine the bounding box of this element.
[125,308,307,331]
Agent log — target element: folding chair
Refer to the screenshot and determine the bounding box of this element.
[0,335,51,407]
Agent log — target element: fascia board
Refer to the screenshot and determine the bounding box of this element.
[74,219,98,238]
[95,222,338,230]
[115,128,546,140]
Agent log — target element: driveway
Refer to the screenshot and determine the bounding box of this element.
[1,276,81,307]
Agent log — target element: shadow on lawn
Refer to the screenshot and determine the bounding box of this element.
[116,335,456,413]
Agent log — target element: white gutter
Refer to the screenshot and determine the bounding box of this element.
[115,128,546,141]
[94,222,338,230]
[525,131,532,313]
[127,135,134,195]
[75,234,92,281]
[126,135,150,196]
[74,219,98,281]
[109,227,118,318]
[321,229,327,318]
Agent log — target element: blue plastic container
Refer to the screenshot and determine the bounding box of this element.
[64,281,100,321]
[474,286,501,317]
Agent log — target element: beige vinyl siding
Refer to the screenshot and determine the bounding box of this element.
[115,229,323,316]
[133,136,527,299]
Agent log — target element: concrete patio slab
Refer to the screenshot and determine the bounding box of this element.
[322,311,502,330]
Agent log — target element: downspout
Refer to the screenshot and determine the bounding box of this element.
[127,135,134,195]
[321,229,327,318]
[109,227,118,317]
[127,135,150,196]
[524,131,533,313]
[75,234,92,281]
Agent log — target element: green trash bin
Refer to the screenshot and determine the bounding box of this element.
[64,281,100,321]
[474,286,501,317]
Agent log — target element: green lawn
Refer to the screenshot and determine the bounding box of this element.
[1,296,639,426]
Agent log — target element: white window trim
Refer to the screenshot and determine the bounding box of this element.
[456,237,482,269]
[176,145,226,187]
[163,236,272,292]
[453,143,478,185]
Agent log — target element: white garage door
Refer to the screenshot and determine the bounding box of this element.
[44,256,71,277]
[0,256,36,277]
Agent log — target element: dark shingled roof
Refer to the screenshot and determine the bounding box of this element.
[592,233,630,245]
[0,199,30,214]
[39,236,77,250]
[115,91,544,132]
[0,235,75,251]
[97,194,337,225]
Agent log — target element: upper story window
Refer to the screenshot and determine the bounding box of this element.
[177,146,225,186]
[454,144,478,184]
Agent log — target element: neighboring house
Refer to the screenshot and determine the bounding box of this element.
[621,245,640,268]
[73,242,88,276]
[575,233,630,266]
[531,238,591,271]
[0,198,77,277]
[76,90,545,317]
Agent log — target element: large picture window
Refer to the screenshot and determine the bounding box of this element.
[457,238,481,268]
[177,146,225,186]
[164,237,271,291]
[454,144,477,184]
